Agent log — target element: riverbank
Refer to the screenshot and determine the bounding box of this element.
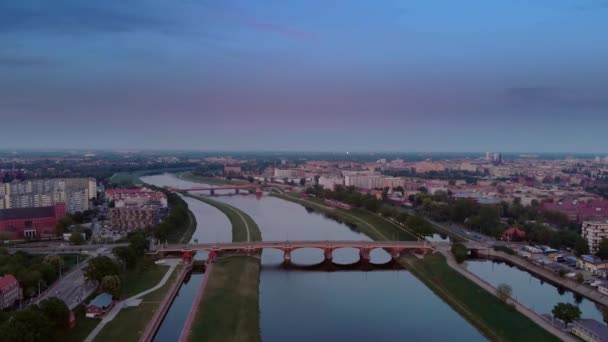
[185,194,262,242]
[188,256,261,342]
[405,254,561,341]
[110,168,195,185]
[481,249,608,307]
[183,194,262,342]
[271,191,419,241]
[274,190,562,341]
[178,172,249,186]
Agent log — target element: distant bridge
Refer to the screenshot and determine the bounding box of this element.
[153,240,434,262]
[166,184,261,195]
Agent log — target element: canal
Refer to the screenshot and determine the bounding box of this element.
[142,174,485,341]
[467,260,606,324]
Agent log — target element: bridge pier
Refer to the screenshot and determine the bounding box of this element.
[391,248,402,260]
[359,248,370,261]
[210,189,215,196]
[283,249,292,263]
[324,248,334,262]
[235,188,240,195]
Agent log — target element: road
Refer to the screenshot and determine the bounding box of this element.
[36,260,96,310]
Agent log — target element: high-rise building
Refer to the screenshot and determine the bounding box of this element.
[582,221,608,253]
[0,178,96,213]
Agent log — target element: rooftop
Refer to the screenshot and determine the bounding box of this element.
[87,293,113,309]
[0,206,57,221]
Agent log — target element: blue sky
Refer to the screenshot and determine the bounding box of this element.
[1,0,607,152]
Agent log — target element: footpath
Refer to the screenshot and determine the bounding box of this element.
[83,259,180,342]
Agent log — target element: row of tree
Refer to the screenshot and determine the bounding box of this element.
[0,252,69,299]
[0,297,70,342]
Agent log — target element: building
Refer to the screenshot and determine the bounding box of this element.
[582,221,608,254]
[1,178,96,213]
[577,255,608,277]
[86,293,114,318]
[106,188,167,208]
[273,169,305,179]
[543,200,608,222]
[572,319,608,342]
[0,275,21,309]
[501,227,527,242]
[109,206,159,232]
[0,204,66,239]
[223,164,242,176]
[318,176,344,190]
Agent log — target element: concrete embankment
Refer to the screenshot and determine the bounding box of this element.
[178,262,214,342]
[139,263,193,342]
[480,249,608,307]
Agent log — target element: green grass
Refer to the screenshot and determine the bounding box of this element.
[178,172,250,186]
[271,192,419,241]
[405,254,558,342]
[109,167,195,185]
[166,209,198,244]
[186,194,262,242]
[189,256,261,342]
[94,265,181,342]
[58,301,101,342]
[272,191,559,341]
[121,265,167,298]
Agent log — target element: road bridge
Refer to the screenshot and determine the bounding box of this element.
[153,240,434,262]
[166,184,261,195]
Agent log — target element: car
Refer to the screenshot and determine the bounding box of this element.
[590,280,604,287]
[584,279,594,285]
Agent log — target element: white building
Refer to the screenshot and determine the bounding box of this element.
[318,176,344,190]
[582,221,608,254]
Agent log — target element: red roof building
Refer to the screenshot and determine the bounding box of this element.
[501,227,527,242]
[0,204,65,239]
[0,275,22,309]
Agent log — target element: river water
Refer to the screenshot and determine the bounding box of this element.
[467,260,606,323]
[142,174,485,341]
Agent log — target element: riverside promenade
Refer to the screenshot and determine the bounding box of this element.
[178,262,214,342]
[438,248,577,342]
[139,262,194,342]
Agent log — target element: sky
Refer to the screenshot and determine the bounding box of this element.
[1,0,607,152]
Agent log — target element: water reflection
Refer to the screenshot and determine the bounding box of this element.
[467,260,606,323]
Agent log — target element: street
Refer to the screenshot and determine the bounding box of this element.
[37,260,96,310]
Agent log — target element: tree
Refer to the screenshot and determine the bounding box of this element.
[597,239,608,260]
[69,232,85,245]
[38,297,70,329]
[451,243,468,263]
[100,275,121,298]
[43,254,64,271]
[54,216,73,236]
[575,273,585,283]
[113,246,138,269]
[574,237,590,256]
[0,306,52,342]
[84,256,120,283]
[127,231,149,256]
[496,283,512,303]
[299,178,306,186]
[552,302,581,327]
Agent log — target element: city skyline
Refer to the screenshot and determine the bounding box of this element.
[2,0,608,152]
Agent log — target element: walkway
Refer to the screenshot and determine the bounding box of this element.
[437,247,577,342]
[83,259,180,342]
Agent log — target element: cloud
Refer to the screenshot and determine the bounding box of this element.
[0,1,184,35]
[506,86,608,109]
[0,55,57,67]
[207,4,316,41]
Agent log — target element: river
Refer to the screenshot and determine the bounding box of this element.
[142,173,485,341]
[467,260,606,323]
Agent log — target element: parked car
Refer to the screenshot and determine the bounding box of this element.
[590,280,604,287]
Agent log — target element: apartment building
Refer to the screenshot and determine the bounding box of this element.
[318,176,345,190]
[582,221,608,254]
[0,178,96,213]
